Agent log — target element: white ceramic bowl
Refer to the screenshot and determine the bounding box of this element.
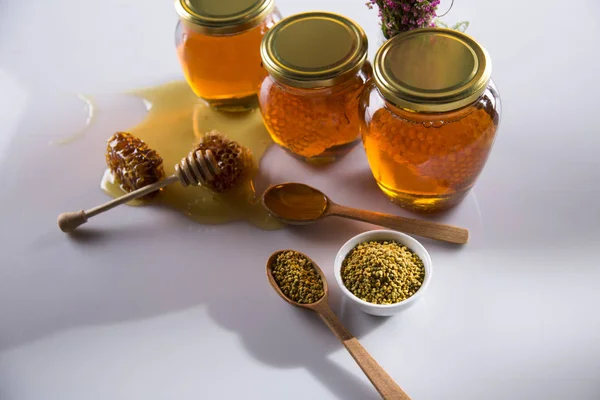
[334,230,432,317]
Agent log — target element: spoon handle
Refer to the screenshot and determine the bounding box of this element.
[327,203,468,245]
[315,304,412,400]
[57,175,179,233]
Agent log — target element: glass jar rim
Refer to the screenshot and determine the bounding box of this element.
[175,0,275,35]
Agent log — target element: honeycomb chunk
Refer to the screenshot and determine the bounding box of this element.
[194,131,253,193]
[105,132,165,198]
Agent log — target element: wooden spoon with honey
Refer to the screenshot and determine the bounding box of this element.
[266,250,412,400]
[262,183,468,245]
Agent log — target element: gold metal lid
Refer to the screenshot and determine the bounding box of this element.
[260,12,368,89]
[174,0,275,35]
[373,28,492,113]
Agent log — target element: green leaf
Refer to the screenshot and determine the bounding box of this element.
[452,21,470,32]
[434,19,469,32]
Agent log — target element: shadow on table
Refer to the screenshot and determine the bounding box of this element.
[0,91,414,399]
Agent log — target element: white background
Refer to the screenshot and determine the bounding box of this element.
[1,1,599,399]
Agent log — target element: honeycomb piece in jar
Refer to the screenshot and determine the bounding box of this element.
[194,130,254,193]
[105,132,165,198]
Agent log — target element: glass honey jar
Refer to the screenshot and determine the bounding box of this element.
[360,28,501,212]
[174,0,281,111]
[258,12,370,164]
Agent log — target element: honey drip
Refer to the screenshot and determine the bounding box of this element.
[101,80,282,230]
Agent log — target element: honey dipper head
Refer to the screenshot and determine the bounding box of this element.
[194,131,254,193]
[106,132,165,198]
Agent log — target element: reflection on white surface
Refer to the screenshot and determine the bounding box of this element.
[0,0,600,399]
[141,98,153,111]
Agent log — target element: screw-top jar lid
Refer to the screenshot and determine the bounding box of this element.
[373,28,492,113]
[260,12,368,89]
[175,0,275,35]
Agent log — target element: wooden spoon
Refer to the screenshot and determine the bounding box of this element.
[262,183,468,245]
[266,250,412,400]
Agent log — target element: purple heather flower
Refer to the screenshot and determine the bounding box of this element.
[368,0,441,38]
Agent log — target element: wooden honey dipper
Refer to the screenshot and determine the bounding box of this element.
[58,131,252,233]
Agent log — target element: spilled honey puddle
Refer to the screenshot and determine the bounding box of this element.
[101,80,282,229]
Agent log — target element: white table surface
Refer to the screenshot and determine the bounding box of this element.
[1,1,599,399]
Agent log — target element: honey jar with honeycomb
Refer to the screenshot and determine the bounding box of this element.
[360,28,501,212]
[175,0,281,111]
[258,12,370,164]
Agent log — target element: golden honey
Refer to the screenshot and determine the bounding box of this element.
[259,12,370,164]
[101,80,282,229]
[259,69,370,163]
[175,0,280,111]
[360,28,501,212]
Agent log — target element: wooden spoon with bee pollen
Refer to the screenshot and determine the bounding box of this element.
[266,250,412,400]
